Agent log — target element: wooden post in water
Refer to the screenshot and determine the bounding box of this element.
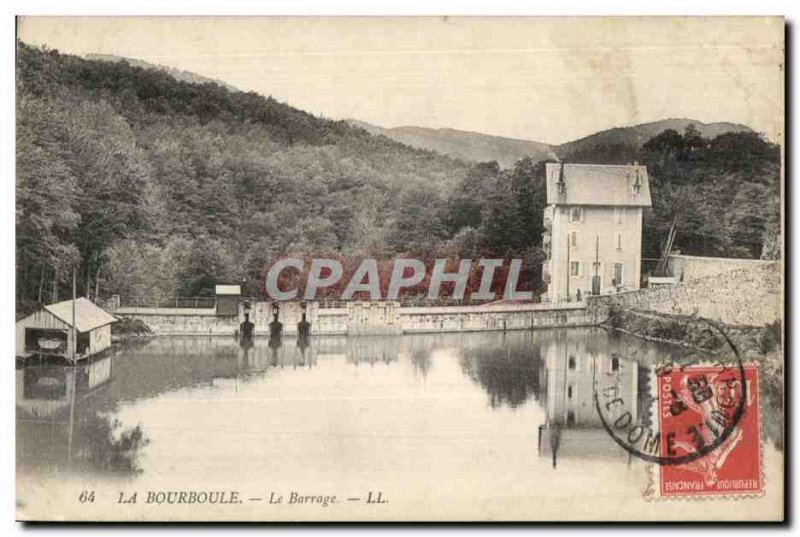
[67,369,75,464]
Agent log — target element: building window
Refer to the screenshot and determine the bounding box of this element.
[567,385,573,399]
[614,263,624,286]
[570,261,580,276]
[568,356,576,370]
[611,356,620,371]
[615,232,622,250]
[569,231,579,249]
[614,207,625,224]
[570,207,582,222]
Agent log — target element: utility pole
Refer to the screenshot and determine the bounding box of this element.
[565,232,570,302]
[71,268,76,364]
[37,265,45,303]
[594,234,600,296]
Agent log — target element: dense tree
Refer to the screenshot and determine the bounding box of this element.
[641,125,781,260]
[445,161,500,233]
[16,95,82,303]
[16,93,149,304]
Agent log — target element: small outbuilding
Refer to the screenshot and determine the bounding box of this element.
[15,298,117,362]
[215,285,241,316]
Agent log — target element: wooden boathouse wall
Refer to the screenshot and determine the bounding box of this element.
[16,307,114,360]
[15,308,72,359]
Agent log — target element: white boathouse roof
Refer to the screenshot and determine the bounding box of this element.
[42,298,117,332]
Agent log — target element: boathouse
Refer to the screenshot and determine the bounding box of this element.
[15,298,117,361]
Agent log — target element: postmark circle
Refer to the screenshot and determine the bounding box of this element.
[593,319,746,466]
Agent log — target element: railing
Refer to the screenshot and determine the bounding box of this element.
[111,295,540,311]
[315,297,509,308]
[117,296,217,309]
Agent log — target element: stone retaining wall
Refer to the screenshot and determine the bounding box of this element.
[668,253,778,282]
[590,262,781,327]
[114,301,593,336]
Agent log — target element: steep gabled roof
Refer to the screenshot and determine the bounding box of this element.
[545,163,652,207]
[44,297,117,332]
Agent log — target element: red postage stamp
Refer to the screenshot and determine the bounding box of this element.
[656,364,762,498]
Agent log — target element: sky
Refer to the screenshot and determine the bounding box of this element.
[17,16,784,145]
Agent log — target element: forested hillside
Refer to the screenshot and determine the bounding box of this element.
[17,43,543,304]
[15,42,781,308]
[556,118,753,162]
[85,53,241,92]
[16,43,480,303]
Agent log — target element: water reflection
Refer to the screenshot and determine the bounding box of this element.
[536,330,648,467]
[459,333,545,409]
[16,327,781,485]
[16,356,148,476]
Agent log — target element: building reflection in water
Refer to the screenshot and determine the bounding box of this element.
[345,336,399,367]
[537,330,648,468]
[16,355,148,476]
[214,332,322,378]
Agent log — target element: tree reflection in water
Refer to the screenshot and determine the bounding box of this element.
[78,418,148,475]
[410,348,433,378]
[16,358,149,477]
[459,335,544,409]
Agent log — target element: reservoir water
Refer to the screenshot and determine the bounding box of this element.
[16,328,783,521]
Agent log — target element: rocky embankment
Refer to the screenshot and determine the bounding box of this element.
[111,317,155,342]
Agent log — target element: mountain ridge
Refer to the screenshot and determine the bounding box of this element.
[77,52,755,168]
[557,118,754,161]
[348,120,557,168]
[348,118,754,167]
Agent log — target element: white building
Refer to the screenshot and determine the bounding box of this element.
[542,162,652,302]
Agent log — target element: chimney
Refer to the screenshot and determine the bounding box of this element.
[557,161,566,195]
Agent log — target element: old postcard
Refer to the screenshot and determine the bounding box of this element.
[14,16,784,522]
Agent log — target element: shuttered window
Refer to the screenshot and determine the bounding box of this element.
[570,231,579,249]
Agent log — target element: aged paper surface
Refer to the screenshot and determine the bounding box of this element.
[15,16,784,522]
